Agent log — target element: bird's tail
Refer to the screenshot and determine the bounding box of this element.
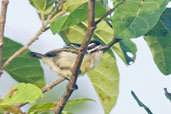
[30,52,44,59]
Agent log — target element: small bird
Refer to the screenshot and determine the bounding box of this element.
[30,40,105,77]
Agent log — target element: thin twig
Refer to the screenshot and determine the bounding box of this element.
[42,77,66,93]
[100,37,121,51]
[1,10,65,69]
[0,0,9,75]
[95,0,125,25]
[17,77,66,108]
[48,10,66,24]
[1,24,47,68]
[40,12,45,26]
[55,0,96,114]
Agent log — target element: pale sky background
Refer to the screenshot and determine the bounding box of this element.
[0,0,171,114]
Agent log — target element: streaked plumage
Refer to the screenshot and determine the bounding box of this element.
[30,40,103,77]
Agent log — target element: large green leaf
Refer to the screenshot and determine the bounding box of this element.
[2,37,45,88]
[113,0,169,39]
[0,83,43,106]
[0,83,43,113]
[144,8,171,75]
[50,2,106,34]
[59,24,119,114]
[88,51,119,114]
[29,0,53,14]
[0,83,43,114]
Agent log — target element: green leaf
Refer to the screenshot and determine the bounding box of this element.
[0,83,43,106]
[118,40,137,64]
[92,21,137,64]
[28,102,56,114]
[67,98,95,105]
[50,1,106,34]
[164,88,171,102]
[113,0,169,39]
[3,37,45,88]
[29,0,53,14]
[144,8,171,75]
[60,22,137,65]
[62,111,74,114]
[59,25,119,114]
[0,105,22,114]
[63,0,87,12]
[28,98,92,114]
[131,91,153,114]
[88,51,119,114]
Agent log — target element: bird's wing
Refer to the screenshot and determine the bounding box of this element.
[44,47,78,57]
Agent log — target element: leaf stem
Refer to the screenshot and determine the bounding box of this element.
[0,0,9,75]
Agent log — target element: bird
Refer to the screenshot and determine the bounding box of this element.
[30,40,105,78]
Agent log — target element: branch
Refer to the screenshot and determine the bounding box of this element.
[100,37,121,52]
[1,24,47,69]
[42,77,66,93]
[0,0,9,75]
[1,10,65,70]
[16,77,66,108]
[55,0,96,114]
[95,0,125,25]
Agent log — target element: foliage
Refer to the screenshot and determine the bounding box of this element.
[113,0,169,39]
[2,37,45,88]
[28,98,94,114]
[0,0,171,114]
[144,8,171,75]
[0,83,43,113]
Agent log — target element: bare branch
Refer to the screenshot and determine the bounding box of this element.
[17,77,66,108]
[42,77,66,93]
[1,10,65,70]
[55,0,96,114]
[0,0,9,75]
[1,24,47,69]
